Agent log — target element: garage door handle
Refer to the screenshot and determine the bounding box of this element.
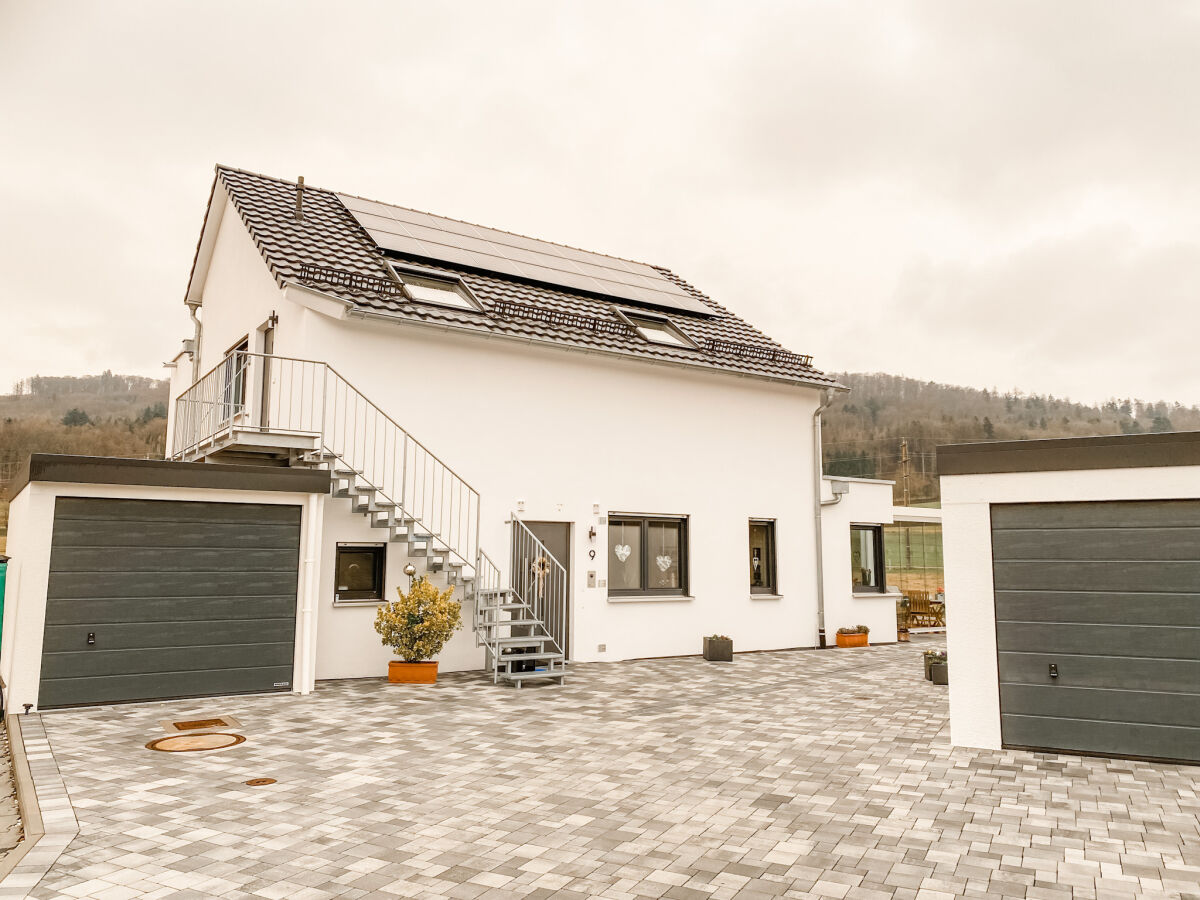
[1048,663,1058,678]
[87,632,95,646]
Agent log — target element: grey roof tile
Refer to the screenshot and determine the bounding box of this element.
[204,165,839,389]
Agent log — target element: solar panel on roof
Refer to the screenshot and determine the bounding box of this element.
[337,193,714,317]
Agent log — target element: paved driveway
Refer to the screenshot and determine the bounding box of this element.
[23,640,1200,899]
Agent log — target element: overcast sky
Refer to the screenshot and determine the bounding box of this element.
[1,1,1197,405]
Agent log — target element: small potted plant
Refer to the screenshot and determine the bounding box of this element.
[923,649,947,681]
[374,576,462,684]
[835,625,869,648]
[703,634,733,661]
[897,627,911,643]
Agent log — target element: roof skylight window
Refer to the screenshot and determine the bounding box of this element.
[393,264,480,311]
[617,310,695,348]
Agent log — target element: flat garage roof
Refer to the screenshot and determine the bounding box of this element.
[6,454,331,500]
[938,430,1200,476]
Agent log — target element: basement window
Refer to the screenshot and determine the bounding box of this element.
[616,310,695,348]
[335,543,386,603]
[393,264,481,311]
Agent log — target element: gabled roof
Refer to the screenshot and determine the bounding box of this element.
[186,165,839,389]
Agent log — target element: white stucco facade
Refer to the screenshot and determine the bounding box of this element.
[818,477,901,644]
[940,463,1200,751]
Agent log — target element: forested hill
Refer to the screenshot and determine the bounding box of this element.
[822,373,1200,505]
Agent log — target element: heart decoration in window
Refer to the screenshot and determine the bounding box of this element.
[614,544,631,562]
[656,554,672,572]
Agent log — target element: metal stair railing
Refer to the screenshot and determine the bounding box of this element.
[172,351,481,576]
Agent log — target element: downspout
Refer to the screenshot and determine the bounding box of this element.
[812,387,837,649]
[298,491,323,694]
[187,303,203,383]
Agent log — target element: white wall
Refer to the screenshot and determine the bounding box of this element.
[941,464,1200,751]
[1,481,323,712]
[819,477,899,644]
[314,501,484,680]
[294,303,825,666]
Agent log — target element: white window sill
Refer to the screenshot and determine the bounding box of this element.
[750,593,783,601]
[333,597,385,608]
[607,594,694,604]
[851,591,895,600]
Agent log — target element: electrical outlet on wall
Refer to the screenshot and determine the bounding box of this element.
[597,643,606,652]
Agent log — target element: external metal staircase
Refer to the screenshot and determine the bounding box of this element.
[172,350,567,686]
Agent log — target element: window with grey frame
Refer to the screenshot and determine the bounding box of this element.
[850,525,885,592]
[749,519,777,594]
[608,515,688,596]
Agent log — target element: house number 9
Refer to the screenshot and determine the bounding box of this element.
[589,549,596,560]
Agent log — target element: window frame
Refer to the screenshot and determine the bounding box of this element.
[607,513,689,598]
[748,518,778,595]
[334,542,387,604]
[392,263,483,312]
[850,524,886,593]
[614,309,697,348]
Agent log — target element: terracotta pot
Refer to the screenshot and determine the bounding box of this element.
[388,660,438,684]
[835,632,869,648]
[897,630,910,643]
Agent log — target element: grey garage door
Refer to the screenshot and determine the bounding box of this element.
[992,500,1200,763]
[40,497,301,708]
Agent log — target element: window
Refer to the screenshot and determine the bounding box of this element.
[608,515,688,596]
[335,543,386,602]
[617,310,695,348]
[851,525,885,592]
[749,520,777,594]
[393,265,481,311]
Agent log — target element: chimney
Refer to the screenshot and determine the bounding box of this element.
[295,175,305,220]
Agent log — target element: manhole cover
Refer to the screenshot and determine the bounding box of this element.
[146,733,246,752]
[173,717,228,731]
[160,715,241,733]
[244,778,276,786]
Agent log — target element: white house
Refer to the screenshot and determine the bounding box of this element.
[2,165,903,710]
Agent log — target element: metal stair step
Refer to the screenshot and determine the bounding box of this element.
[499,669,567,685]
[498,651,563,662]
[493,636,551,647]
[482,619,542,628]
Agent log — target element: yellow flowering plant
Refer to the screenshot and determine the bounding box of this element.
[374,576,462,662]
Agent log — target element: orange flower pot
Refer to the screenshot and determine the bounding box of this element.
[835,632,869,648]
[388,661,438,683]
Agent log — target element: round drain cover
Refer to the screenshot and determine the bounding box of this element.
[146,732,246,752]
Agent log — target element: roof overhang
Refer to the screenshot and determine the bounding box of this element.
[182,170,229,308]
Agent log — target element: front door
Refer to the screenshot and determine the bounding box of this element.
[524,521,571,660]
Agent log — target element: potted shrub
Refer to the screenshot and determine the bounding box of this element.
[923,649,947,681]
[835,625,869,648]
[374,576,462,684]
[703,634,733,661]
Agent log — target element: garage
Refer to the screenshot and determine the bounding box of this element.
[940,431,1200,764]
[1,454,328,711]
[40,497,302,708]
[991,500,1200,762]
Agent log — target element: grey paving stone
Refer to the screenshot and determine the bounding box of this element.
[13,639,1200,899]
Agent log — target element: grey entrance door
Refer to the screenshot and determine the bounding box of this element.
[991,500,1200,763]
[524,521,571,659]
[40,497,301,708]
